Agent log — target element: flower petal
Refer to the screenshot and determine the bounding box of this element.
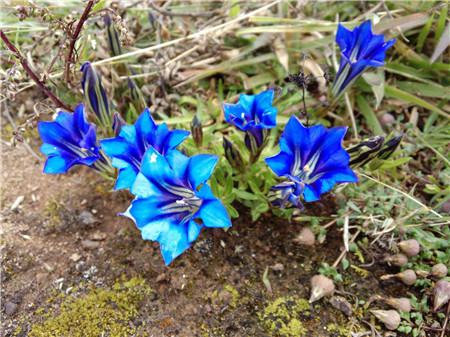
[187,219,203,243]
[196,198,231,228]
[158,223,190,265]
[187,154,218,189]
[265,151,292,177]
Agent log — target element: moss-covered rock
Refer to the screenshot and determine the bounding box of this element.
[259,296,310,337]
[29,277,152,337]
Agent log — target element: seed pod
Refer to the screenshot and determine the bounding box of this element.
[384,253,408,267]
[380,269,417,286]
[384,297,411,313]
[431,263,448,278]
[309,275,335,303]
[398,239,420,257]
[371,310,401,330]
[433,280,450,311]
[293,227,315,246]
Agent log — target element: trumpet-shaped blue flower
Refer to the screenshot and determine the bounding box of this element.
[38,104,100,174]
[265,116,358,207]
[223,89,277,158]
[125,148,232,265]
[332,20,395,97]
[100,109,189,190]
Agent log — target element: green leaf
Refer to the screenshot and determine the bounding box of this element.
[362,70,385,109]
[356,95,384,135]
[396,81,450,99]
[384,85,450,119]
[417,12,434,52]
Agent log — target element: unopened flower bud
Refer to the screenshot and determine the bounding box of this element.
[377,134,402,160]
[371,310,401,330]
[112,112,126,136]
[223,136,244,171]
[309,275,335,303]
[384,297,411,313]
[80,62,111,128]
[293,227,315,246]
[348,135,384,168]
[398,239,420,257]
[381,269,417,286]
[104,14,122,57]
[433,280,450,311]
[127,77,146,113]
[190,115,203,147]
[384,253,408,267]
[431,263,448,278]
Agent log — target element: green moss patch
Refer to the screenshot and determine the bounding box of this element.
[259,296,310,337]
[29,277,152,337]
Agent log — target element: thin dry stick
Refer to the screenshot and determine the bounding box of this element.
[440,302,450,337]
[148,2,218,18]
[93,0,281,66]
[332,229,361,268]
[360,173,442,218]
[0,30,72,111]
[64,0,95,83]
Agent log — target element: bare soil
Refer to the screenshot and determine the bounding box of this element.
[1,143,425,336]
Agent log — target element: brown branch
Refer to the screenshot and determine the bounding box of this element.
[64,0,95,84]
[0,30,72,111]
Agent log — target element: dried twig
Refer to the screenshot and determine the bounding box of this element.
[0,30,72,111]
[440,302,450,337]
[64,0,95,83]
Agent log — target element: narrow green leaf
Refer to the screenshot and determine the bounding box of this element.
[384,85,450,119]
[417,13,434,52]
[356,96,384,135]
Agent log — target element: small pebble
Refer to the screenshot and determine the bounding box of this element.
[81,239,100,250]
[4,301,17,316]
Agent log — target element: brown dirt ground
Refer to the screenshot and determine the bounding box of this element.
[0,141,428,337]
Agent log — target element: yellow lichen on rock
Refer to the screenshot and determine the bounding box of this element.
[259,296,310,337]
[29,277,152,337]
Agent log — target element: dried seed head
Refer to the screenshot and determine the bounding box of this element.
[371,310,401,330]
[380,269,417,286]
[384,297,411,313]
[433,280,450,311]
[397,269,417,285]
[384,253,408,267]
[431,263,448,278]
[380,113,395,126]
[309,275,335,303]
[293,227,315,246]
[398,239,420,257]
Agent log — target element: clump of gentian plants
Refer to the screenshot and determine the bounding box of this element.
[37,19,400,265]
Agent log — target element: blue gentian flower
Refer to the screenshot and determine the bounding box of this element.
[265,116,358,207]
[81,62,111,128]
[223,89,277,160]
[100,109,189,190]
[125,148,232,265]
[332,20,396,97]
[38,104,100,174]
